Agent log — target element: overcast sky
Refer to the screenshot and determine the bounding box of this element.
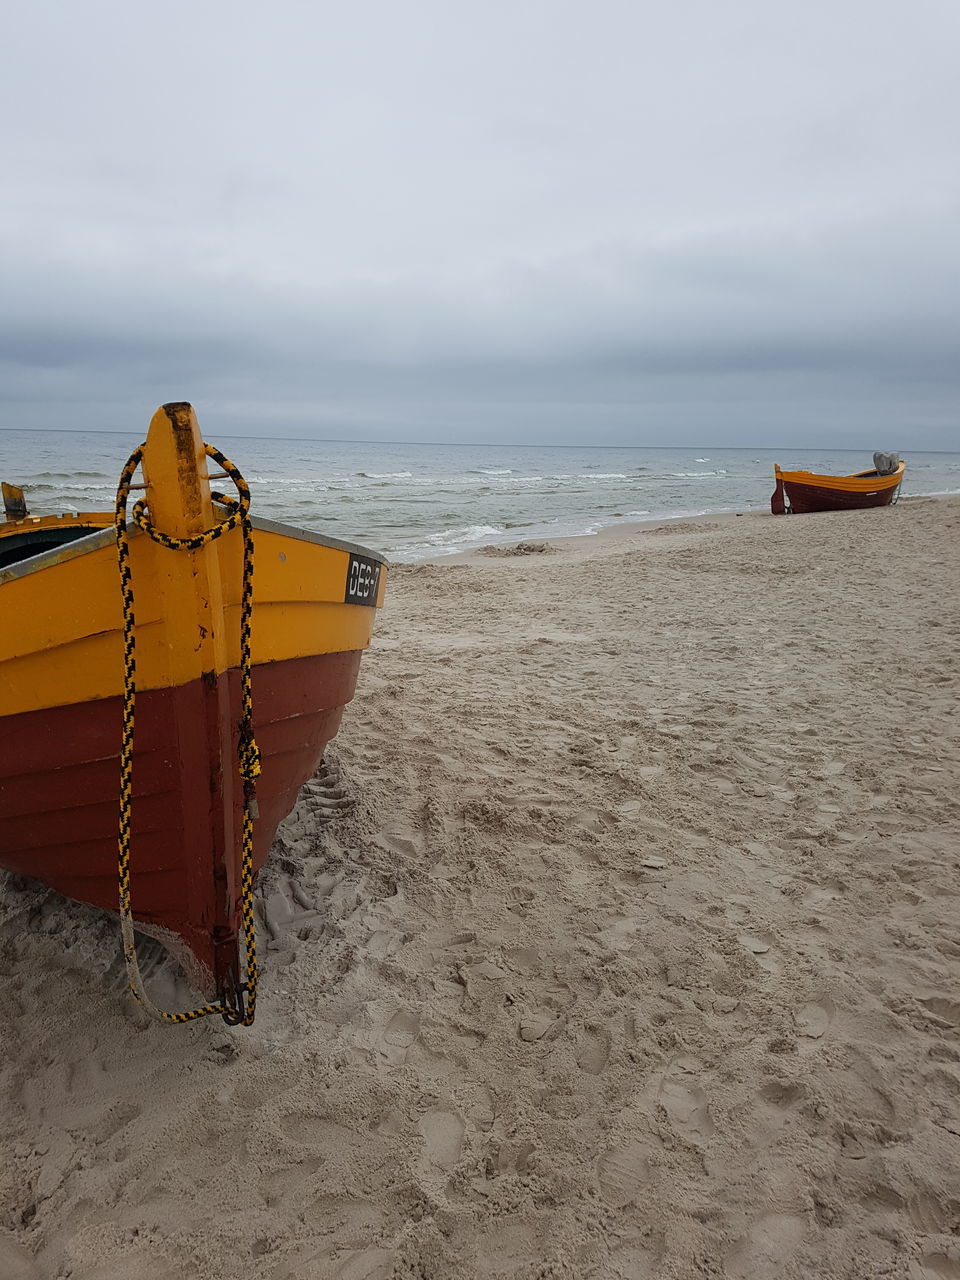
[2,1,958,447]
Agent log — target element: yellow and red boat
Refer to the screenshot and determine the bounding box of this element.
[771,454,905,515]
[0,403,386,1024]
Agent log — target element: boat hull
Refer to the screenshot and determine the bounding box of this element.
[0,651,361,992]
[771,462,904,515]
[0,404,386,1010]
[780,478,901,514]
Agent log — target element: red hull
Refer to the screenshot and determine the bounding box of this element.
[780,479,901,514]
[0,651,361,992]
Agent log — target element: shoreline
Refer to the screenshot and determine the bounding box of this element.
[427,490,952,566]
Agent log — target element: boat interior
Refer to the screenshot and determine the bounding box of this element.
[0,522,109,571]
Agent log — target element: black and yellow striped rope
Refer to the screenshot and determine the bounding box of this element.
[115,443,259,1026]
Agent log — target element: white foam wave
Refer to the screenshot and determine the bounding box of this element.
[248,475,352,487]
[26,481,113,491]
[425,523,502,547]
[667,470,728,478]
[579,472,627,479]
[648,506,732,521]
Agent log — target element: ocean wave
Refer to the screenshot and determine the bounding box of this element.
[667,470,728,478]
[472,468,513,475]
[463,472,546,486]
[579,472,627,480]
[647,506,733,521]
[248,475,350,487]
[28,471,108,480]
[425,523,502,547]
[25,482,114,493]
[357,470,413,479]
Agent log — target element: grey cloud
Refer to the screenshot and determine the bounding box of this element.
[1,0,958,447]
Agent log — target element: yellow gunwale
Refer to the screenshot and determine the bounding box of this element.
[0,515,387,718]
[0,511,114,539]
[773,461,905,494]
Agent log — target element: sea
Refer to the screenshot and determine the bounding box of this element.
[2,430,959,562]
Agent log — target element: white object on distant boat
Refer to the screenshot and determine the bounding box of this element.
[873,451,900,476]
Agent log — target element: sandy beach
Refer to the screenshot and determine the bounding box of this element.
[1,495,958,1280]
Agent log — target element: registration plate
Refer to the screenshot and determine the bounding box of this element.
[344,553,382,605]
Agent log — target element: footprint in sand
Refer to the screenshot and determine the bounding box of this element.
[577,1027,611,1075]
[68,1255,189,1280]
[606,1242,658,1278]
[725,899,752,926]
[596,1139,652,1208]
[840,1127,868,1159]
[260,1156,324,1209]
[468,1086,496,1134]
[920,997,960,1029]
[382,830,424,860]
[577,807,616,834]
[418,1109,464,1171]
[725,1213,807,1278]
[757,1081,806,1135]
[907,1189,957,1234]
[503,946,540,975]
[334,1247,395,1280]
[300,758,354,819]
[802,880,844,908]
[864,1184,905,1213]
[794,996,835,1040]
[658,1068,714,1143]
[507,885,535,914]
[382,1010,420,1049]
[427,929,477,952]
[909,1255,960,1280]
[366,930,410,959]
[0,1235,41,1280]
[598,916,642,951]
[519,1011,557,1042]
[737,932,781,974]
[759,1081,806,1109]
[280,1114,354,1150]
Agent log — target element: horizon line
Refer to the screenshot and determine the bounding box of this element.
[0,427,940,453]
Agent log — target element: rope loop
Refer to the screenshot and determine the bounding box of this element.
[115,442,259,1027]
[128,445,251,553]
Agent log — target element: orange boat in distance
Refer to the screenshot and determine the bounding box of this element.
[771,453,905,515]
[0,403,387,1025]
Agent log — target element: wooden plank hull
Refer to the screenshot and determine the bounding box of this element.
[771,462,904,515]
[0,404,386,1014]
[0,651,360,993]
[779,478,901,514]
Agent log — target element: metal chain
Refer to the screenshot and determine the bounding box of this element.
[114,443,260,1026]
